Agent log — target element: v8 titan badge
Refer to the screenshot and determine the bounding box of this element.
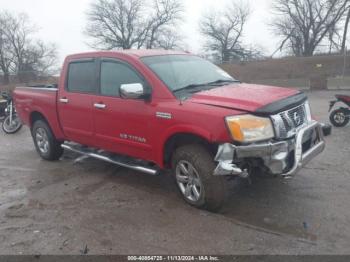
[120,133,147,143]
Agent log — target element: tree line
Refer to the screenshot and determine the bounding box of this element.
[1,0,350,84]
[86,0,350,62]
[0,12,57,85]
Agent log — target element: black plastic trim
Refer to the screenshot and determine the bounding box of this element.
[255,92,308,115]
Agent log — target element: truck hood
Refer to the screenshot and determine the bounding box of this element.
[187,83,301,114]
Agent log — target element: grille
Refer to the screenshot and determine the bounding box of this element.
[272,103,308,139]
[284,105,306,130]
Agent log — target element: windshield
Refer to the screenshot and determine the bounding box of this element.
[141,55,237,93]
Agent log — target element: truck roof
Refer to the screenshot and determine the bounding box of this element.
[66,49,190,59]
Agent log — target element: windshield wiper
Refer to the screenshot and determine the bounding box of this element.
[173,79,239,94]
[173,84,209,93]
[206,79,240,86]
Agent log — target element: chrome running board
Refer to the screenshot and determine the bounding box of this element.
[62,143,160,176]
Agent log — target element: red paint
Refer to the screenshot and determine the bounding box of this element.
[336,94,350,104]
[14,50,301,168]
[189,83,299,112]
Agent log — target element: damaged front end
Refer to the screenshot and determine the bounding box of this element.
[214,120,328,178]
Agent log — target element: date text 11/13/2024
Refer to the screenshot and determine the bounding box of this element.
[127,256,220,261]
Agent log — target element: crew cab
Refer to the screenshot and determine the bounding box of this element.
[14,50,330,211]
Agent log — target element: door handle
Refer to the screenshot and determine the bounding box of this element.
[94,103,107,109]
[59,98,69,104]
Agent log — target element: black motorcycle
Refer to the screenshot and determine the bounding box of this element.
[0,91,22,134]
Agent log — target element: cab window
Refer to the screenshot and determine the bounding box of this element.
[100,61,144,97]
[67,61,96,93]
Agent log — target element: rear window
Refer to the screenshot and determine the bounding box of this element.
[67,61,96,93]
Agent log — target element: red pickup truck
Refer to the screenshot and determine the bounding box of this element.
[14,50,329,211]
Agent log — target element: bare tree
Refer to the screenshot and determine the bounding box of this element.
[0,17,14,84]
[17,41,58,81]
[152,28,184,50]
[0,12,21,84]
[86,0,145,49]
[341,4,350,52]
[0,11,58,84]
[4,13,35,82]
[146,0,183,49]
[271,0,349,56]
[199,2,250,63]
[85,0,183,50]
[327,22,342,53]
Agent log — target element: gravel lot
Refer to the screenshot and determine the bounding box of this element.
[0,90,349,255]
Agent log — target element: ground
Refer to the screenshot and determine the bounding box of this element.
[0,90,349,255]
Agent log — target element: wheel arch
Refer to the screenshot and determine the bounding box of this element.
[28,110,65,140]
[162,132,218,168]
[30,111,49,129]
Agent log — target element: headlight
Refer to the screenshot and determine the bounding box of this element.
[225,115,274,143]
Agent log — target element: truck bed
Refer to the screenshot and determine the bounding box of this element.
[14,86,65,140]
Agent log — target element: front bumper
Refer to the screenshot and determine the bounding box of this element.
[214,121,328,177]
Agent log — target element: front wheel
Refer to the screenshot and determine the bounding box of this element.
[2,114,22,134]
[172,144,228,212]
[330,109,349,127]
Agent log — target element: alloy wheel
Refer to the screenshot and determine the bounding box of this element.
[334,111,346,124]
[175,160,203,202]
[35,127,49,154]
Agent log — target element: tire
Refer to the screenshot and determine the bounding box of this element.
[172,144,227,212]
[330,109,349,127]
[2,114,22,134]
[32,120,63,161]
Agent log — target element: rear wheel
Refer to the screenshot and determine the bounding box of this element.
[172,144,227,212]
[32,120,63,161]
[330,109,349,127]
[2,114,22,134]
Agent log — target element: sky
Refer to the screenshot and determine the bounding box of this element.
[0,0,277,64]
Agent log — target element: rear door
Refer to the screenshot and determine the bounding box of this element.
[57,59,98,146]
[92,58,155,160]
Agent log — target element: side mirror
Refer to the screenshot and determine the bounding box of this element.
[120,83,148,100]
